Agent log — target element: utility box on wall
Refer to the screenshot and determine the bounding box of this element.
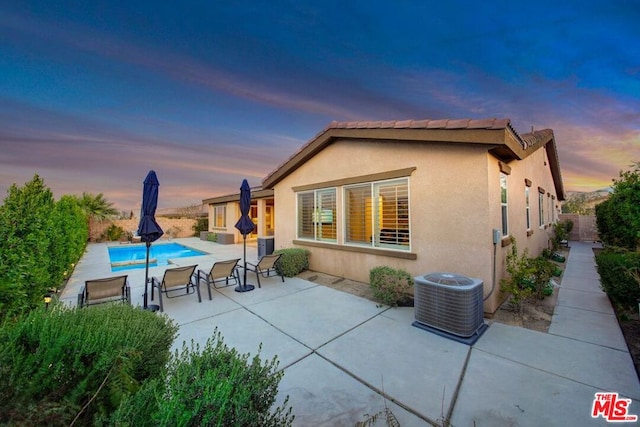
[258,237,274,258]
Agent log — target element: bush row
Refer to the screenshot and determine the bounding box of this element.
[0,175,88,320]
[595,249,640,310]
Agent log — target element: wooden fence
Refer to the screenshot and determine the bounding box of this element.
[558,214,599,242]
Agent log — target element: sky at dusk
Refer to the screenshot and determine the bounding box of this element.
[1,1,639,211]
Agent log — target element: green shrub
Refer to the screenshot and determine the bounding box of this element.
[595,249,640,310]
[273,248,310,277]
[103,224,125,241]
[550,220,573,251]
[528,256,556,299]
[369,266,413,307]
[595,163,640,250]
[552,266,563,277]
[192,218,209,236]
[501,242,534,312]
[0,175,88,320]
[110,330,294,427]
[207,232,218,242]
[501,241,558,310]
[0,304,178,426]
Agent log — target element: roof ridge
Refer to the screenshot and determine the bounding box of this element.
[262,117,542,185]
[328,118,512,131]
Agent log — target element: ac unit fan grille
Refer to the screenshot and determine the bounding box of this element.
[414,273,484,338]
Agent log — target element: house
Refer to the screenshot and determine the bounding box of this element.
[259,118,565,314]
[202,187,274,243]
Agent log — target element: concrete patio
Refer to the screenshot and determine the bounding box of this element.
[60,238,640,426]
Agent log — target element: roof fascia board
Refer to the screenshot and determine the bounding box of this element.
[263,127,509,188]
[203,188,274,205]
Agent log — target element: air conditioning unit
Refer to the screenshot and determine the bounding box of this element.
[414,272,485,339]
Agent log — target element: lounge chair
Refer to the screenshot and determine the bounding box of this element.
[151,265,199,312]
[245,253,284,288]
[77,275,130,308]
[197,258,241,299]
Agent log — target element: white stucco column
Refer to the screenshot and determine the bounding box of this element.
[257,198,267,236]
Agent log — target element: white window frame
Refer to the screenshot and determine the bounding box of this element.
[296,188,337,242]
[343,178,410,251]
[500,173,508,237]
[538,192,545,228]
[525,186,531,231]
[213,205,226,228]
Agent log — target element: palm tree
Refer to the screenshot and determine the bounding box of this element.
[75,192,118,221]
[74,193,120,242]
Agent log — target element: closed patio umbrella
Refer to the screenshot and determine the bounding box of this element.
[234,179,255,292]
[137,170,164,310]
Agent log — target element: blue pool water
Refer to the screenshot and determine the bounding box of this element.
[108,242,207,272]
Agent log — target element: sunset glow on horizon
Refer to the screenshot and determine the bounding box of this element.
[1,1,638,210]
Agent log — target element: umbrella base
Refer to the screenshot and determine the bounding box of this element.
[144,304,160,312]
[234,284,255,293]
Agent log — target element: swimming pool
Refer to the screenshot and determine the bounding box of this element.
[108,242,208,272]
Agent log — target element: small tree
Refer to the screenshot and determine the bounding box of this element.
[74,192,118,221]
[0,174,55,316]
[551,219,573,251]
[0,176,91,320]
[596,162,640,250]
[192,217,209,236]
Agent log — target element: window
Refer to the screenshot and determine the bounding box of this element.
[213,205,226,228]
[345,178,409,250]
[297,188,336,242]
[538,192,545,227]
[500,173,508,236]
[525,186,531,230]
[548,194,553,225]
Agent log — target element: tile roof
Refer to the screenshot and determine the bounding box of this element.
[262,117,564,199]
[327,117,513,131]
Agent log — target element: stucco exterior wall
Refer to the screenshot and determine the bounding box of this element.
[274,140,496,307]
[273,137,562,314]
[207,202,243,243]
[487,146,561,311]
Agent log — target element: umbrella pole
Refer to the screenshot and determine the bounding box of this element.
[243,235,247,289]
[144,241,150,309]
[235,233,255,292]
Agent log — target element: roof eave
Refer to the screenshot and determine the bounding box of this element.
[202,188,274,205]
[263,127,512,189]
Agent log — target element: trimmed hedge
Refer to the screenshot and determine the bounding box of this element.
[369,266,413,307]
[273,248,310,277]
[0,176,88,321]
[595,249,640,310]
[0,304,178,426]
